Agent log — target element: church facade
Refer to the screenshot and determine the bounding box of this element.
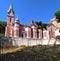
[5,4,60,41]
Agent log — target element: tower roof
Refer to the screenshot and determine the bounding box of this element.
[15,17,20,24]
[8,3,14,14]
[15,17,19,21]
[29,20,37,27]
[29,20,34,26]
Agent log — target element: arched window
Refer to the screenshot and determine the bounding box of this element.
[59,30,60,33]
[22,33,23,37]
[10,18,11,22]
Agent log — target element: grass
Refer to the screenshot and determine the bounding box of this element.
[0,46,27,54]
[0,33,4,37]
[0,33,5,49]
[50,53,60,61]
[0,45,60,61]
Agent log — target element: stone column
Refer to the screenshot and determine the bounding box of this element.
[46,30,50,40]
[28,28,31,38]
[14,24,19,37]
[33,28,37,39]
[43,29,47,39]
[25,27,31,38]
[38,29,42,39]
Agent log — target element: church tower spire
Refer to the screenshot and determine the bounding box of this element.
[8,3,14,14]
[7,3,14,26]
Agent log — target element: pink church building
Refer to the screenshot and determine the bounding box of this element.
[5,4,60,41]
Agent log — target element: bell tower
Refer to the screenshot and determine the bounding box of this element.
[5,4,15,37]
[7,3,14,26]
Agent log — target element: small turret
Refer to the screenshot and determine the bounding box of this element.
[15,17,20,24]
[14,17,20,37]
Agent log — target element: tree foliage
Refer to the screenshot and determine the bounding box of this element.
[35,21,42,29]
[35,21,47,29]
[0,21,7,33]
[55,10,60,22]
[56,36,60,40]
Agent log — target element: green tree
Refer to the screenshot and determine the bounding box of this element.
[35,21,47,29]
[35,21,43,29]
[0,21,7,33]
[42,24,47,29]
[55,10,60,22]
[0,21,7,37]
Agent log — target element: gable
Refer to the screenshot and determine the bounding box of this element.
[47,23,57,31]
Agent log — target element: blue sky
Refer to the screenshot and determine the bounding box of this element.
[0,0,60,25]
